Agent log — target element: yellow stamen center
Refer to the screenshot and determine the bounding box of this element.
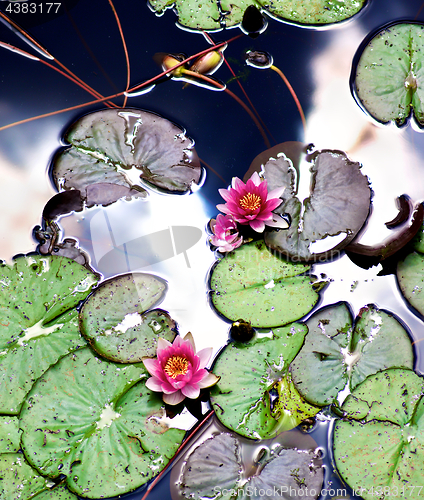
[164,355,189,379]
[239,193,261,211]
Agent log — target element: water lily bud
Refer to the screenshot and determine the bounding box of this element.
[161,54,186,77]
[245,50,273,69]
[191,49,224,75]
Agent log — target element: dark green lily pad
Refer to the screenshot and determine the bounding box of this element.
[0,417,20,453]
[397,251,424,318]
[210,323,320,439]
[79,273,176,363]
[353,22,424,128]
[51,108,202,203]
[20,347,185,498]
[291,302,414,406]
[209,240,321,328]
[263,149,371,262]
[181,433,324,500]
[333,369,424,500]
[148,0,366,31]
[0,255,98,414]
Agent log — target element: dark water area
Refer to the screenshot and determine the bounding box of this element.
[2,0,424,499]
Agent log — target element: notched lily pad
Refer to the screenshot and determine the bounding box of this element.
[291,302,414,406]
[51,108,202,204]
[79,272,177,363]
[148,0,366,31]
[353,22,424,128]
[209,240,321,328]
[20,347,185,498]
[0,255,98,414]
[262,149,371,262]
[210,323,320,439]
[333,369,424,500]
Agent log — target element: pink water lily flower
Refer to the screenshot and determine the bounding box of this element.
[217,171,285,232]
[143,333,220,405]
[210,214,243,252]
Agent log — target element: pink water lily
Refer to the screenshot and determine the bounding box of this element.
[217,171,285,232]
[143,333,220,405]
[210,214,243,252]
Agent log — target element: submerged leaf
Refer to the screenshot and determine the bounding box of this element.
[353,22,424,127]
[20,347,185,498]
[263,149,371,262]
[79,273,176,363]
[51,108,202,204]
[0,255,98,414]
[210,323,320,439]
[181,433,241,498]
[291,303,414,406]
[333,369,424,500]
[148,0,366,31]
[209,240,320,328]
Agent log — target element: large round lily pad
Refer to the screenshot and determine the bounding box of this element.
[79,273,176,363]
[0,255,98,414]
[210,323,320,439]
[148,0,366,31]
[353,22,424,128]
[397,251,424,319]
[20,347,185,498]
[333,369,424,500]
[0,417,20,453]
[209,240,321,328]
[51,108,202,203]
[291,302,414,406]
[263,149,371,262]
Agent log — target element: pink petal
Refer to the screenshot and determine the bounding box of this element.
[196,347,213,369]
[249,219,265,232]
[189,368,208,384]
[142,358,162,378]
[198,372,220,388]
[182,332,196,350]
[145,376,163,392]
[157,337,172,353]
[249,171,261,186]
[161,380,179,393]
[265,198,283,211]
[181,384,200,399]
[216,203,232,215]
[268,185,285,200]
[266,215,289,228]
[163,391,185,405]
[232,177,245,191]
[218,188,233,202]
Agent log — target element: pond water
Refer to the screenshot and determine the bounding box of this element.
[1,0,424,499]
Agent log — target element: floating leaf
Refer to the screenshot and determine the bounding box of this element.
[262,149,371,262]
[210,323,320,439]
[35,485,79,500]
[51,108,202,203]
[209,240,320,328]
[397,251,424,318]
[20,347,185,498]
[80,273,176,363]
[333,369,424,500]
[353,22,424,128]
[0,417,20,453]
[181,433,241,498]
[0,255,98,414]
[291,303,414,406]
[148,0,366,31]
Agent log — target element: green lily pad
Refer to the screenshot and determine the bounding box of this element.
[291,302,414,406]
[209,240,321,328]
[35,485,79,500]
[263,149,371,262]
[79,273,176,363]
[210,323,320,439]
[333,369,424,500]
[51,108,202,203]
[397,251,424,318]
[20,347,185,499]
[0,255,98,414]
[353,22,424,128]
[0,417,20,453]
[148,0,366,31]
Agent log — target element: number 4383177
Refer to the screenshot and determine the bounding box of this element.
[5,3,61,14]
